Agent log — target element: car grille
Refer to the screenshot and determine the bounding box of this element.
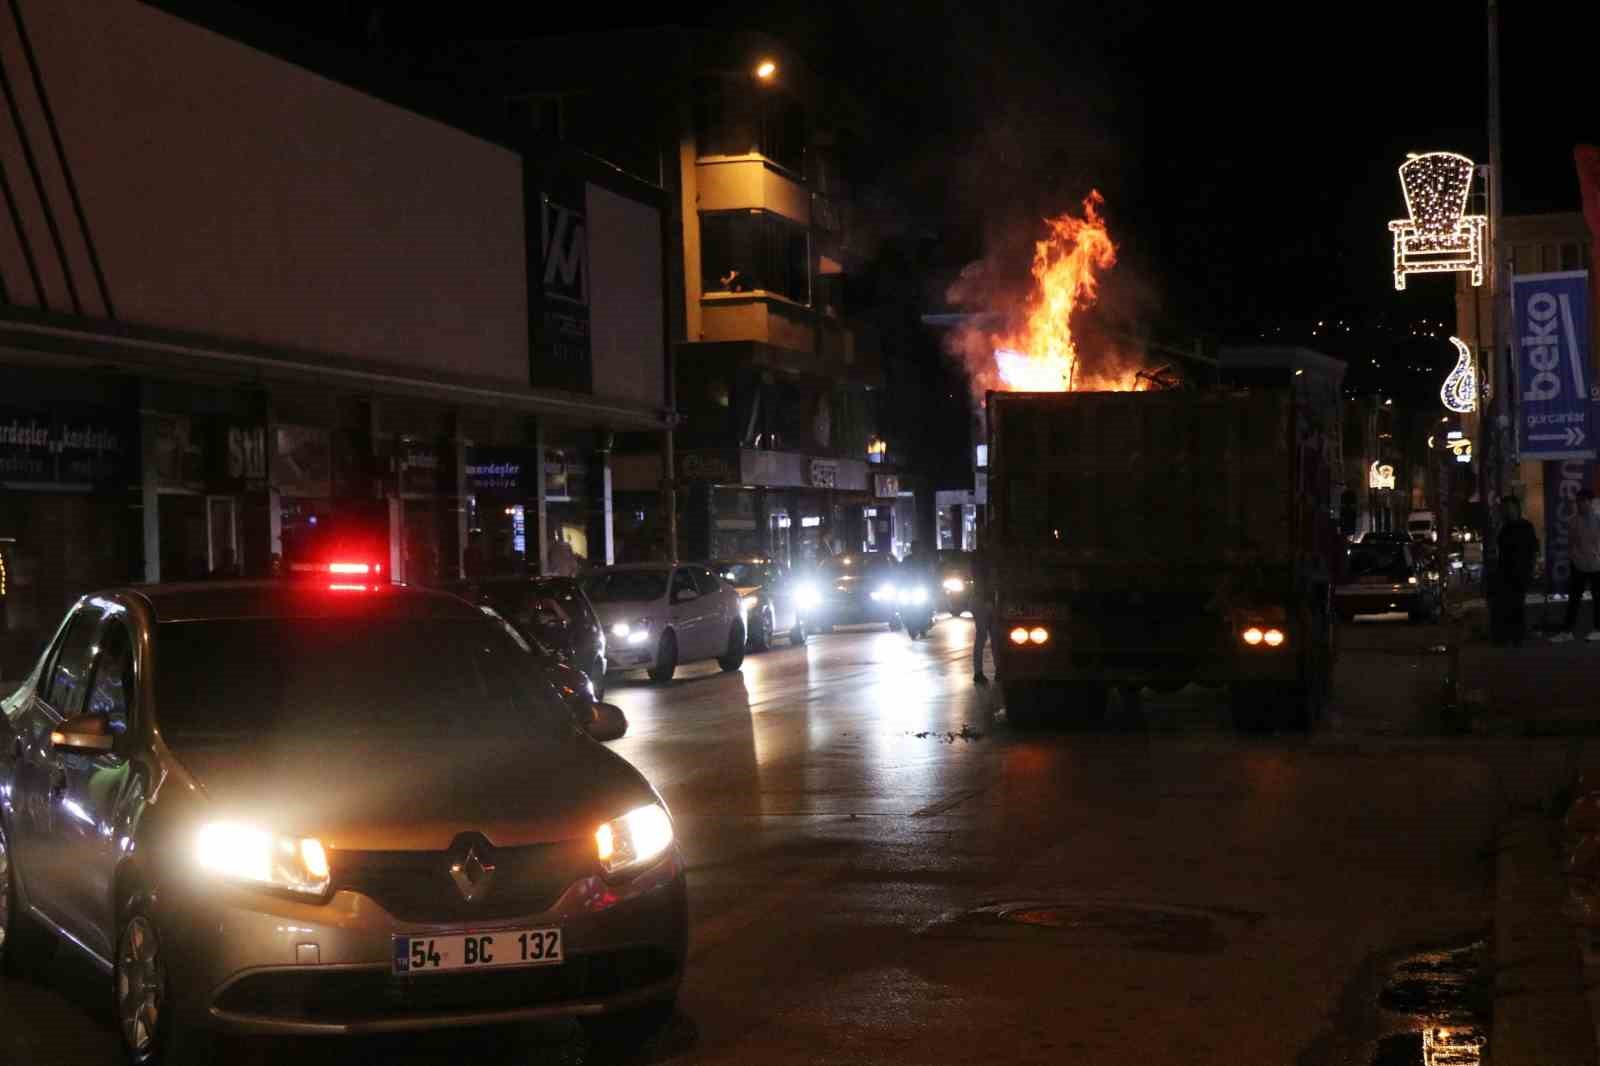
[213,947,678,1021]
[330,839,594,923]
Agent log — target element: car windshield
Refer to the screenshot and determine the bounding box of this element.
[1348,546,1411,579]
[583,569,669,604]
[153,618,566,743]
[717,562,776,586]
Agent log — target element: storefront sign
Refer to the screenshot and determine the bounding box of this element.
[273,425,332,498]
[398,438,446,497]
[679,451,741,484]
[1515,271,1593,459]
[224,424,268,482]
[465,447,533,495]
[873,474,899,498]
[0,407,131,488]
[531,184,593,394]
[808,460,837,489]
[1544,457,1598,589]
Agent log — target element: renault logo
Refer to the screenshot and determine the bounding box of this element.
[449,844,495,903]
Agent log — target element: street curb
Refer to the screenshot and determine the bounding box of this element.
[1493,818,1599,1066]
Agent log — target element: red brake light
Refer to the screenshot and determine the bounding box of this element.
[327,582,373,592]
[328,562,374,575]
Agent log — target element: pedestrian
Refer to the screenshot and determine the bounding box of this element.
[1551,488,1600,644]
[971,540,994,685]
[1495,495,1539,647]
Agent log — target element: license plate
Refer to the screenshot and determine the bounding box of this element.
[393,928,562,975]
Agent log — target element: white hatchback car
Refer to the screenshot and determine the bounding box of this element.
[582,564,746,682]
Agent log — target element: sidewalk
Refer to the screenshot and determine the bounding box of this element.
[1457,598,1600,735]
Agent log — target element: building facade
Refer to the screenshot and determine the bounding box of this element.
[1454,212,1597,541]
[435,29,899,567]
[0,0,670,673]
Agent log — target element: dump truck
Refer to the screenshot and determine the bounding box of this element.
[985,346,1345,730]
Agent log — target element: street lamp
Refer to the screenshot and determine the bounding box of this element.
[755,59,777,80]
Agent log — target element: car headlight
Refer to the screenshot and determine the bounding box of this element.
[614,619,650,644]
[870,584,896,603]
[740,595,759,614]
[942,576,965,593]
[195,821,330,897]
[794,582,821,609]
[610,621,632,639]
[594,803,674,876]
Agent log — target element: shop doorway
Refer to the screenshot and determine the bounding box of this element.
[207,496,238,576]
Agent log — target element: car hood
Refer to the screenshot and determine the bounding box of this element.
[168,732,659,851]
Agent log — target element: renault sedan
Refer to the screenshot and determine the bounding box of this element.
[0,581,686,1064]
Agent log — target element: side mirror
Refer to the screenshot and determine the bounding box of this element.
[50,712,116,754]
[582,701,628,743]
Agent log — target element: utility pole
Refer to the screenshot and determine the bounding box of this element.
[1483,0,1507,568]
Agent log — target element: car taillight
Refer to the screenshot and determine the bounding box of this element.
[328,561,380,575]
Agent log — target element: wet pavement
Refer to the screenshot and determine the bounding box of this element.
[0,614,1566,1064]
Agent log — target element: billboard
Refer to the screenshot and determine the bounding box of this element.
[1544,458,1599,590]
[1514,271,1593,460]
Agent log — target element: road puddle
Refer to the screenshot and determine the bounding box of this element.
[1371,940,1487,1065]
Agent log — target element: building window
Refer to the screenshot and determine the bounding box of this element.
[701,211,810,304]
[694,79,805,174]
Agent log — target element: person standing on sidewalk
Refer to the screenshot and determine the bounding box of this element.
[971,540,994,685]
[1551,488,1600,644]
[1496,495,1540,647]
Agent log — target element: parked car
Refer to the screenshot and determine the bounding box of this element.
[582,564,746,682]
[444,575,607,696]
[808,553,909,632]
[1335,540,1444,623]
[935,550,975,615]
[712,558,809,651]
[1407,510,1439,544]
[0,581,684,1064]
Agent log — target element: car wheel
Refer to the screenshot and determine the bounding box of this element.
[791,619,807,647]
[0,821,55,979]
[718,621,746,672]
[580,998,677,1058]
[648,631,678,683]
[114,903,212,1066]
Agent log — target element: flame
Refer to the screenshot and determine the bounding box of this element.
[983,190,1143,393]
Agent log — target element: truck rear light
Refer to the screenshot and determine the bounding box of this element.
[1028,626,1049,644]
[328,561,380,575]
[1263,628,1285,647]
[1242,627,1264,645]
[1008,627,1030,645]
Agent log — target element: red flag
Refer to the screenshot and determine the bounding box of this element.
[1579,145,1600,242]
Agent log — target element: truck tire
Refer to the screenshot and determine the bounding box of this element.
[1004,683,1047,729]
[1063,682,1109,726]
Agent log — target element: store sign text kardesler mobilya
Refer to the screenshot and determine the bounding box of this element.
[0,408,133,488]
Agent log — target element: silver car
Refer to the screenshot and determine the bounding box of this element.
[0,581,687,1064]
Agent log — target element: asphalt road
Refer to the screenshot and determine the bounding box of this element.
[1,614,1551,1065]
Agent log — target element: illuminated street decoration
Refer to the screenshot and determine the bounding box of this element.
[1369,461,1396,490]
[1440,336,1477,413]
[1388,152,1487,291]
[1445,430,1472,464]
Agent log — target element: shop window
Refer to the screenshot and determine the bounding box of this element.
[694,79,805,174]
[701,212,809,304]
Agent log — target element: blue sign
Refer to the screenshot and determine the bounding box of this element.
[1515,270,1593,459]
[1544,458,1597,589]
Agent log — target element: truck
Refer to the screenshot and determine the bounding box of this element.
[985,346,1345,731]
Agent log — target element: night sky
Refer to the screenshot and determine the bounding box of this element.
[221,1,1598,397]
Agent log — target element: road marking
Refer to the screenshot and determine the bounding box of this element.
[911,788,984,818]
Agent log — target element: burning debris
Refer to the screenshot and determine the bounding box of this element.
[946,190,1153,401]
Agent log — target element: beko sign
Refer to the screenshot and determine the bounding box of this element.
[1515,271,1593,459]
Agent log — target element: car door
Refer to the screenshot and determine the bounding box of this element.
[668,568,712,659]
[11,601,103,934]
[56,608,145,960]
[692,567,735,653]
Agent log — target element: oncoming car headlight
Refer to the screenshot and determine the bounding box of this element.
[613,620,651,645]
[942,576,965,593]
[870,584,897,603]
[794,582,821,610]
[896,585,928,606]
[594,804,674,876]
[740,595,760,613]
[195,821,330,897]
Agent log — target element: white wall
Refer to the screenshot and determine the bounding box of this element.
[586,182,665,408]
[3,0,528,383]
